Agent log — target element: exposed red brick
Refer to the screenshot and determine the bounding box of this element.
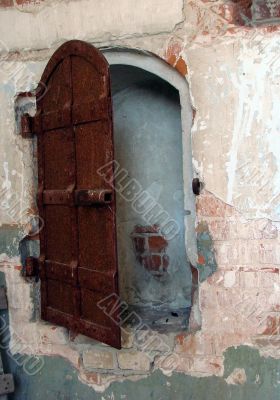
[265,25,279,33]
[167,54,177,66]
[132,226,170,275]
[148,235,168,252]
[217,0,252,25]
[261,315,280,335]
[178,335,197,356]
[79,370,101,385]
[0,0,13,7]
[134,224,160,234]
[15,0,44,6]
[165,42,182,64]
[176,333,187,346]
[138,255,161,271]
[253,0,280,20]
[175,56,188,76]
[164,42,188,77]
[196,193,234,218]
[133,237,146,254]
[0,0,44,6]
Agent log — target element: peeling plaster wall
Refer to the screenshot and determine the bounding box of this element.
[189,35,280,221]
[0,0,280,397]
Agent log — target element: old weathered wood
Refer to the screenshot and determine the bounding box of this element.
[0,288,7,310]
[26,40,120,349]
[0,374,14,396]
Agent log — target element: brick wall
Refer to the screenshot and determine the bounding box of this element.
[0,0,44,7]
[131,225,169,278]
[253,0,280,21]
[1,189,279,390]
[196,191,280,352]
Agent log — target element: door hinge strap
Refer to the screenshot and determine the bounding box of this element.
[20,114,33,139]
[0,288,7,310]
[0,374,14,395]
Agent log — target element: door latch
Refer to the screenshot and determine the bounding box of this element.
[75,189,112,206]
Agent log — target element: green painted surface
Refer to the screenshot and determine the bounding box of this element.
[196,221,217,282]
[1,346,278,400]
[0,226,22,258]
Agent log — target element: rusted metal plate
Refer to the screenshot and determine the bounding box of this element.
[33,40,120,349]
[0,374,14,395]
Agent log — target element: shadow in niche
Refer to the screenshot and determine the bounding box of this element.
[110,64,192,332]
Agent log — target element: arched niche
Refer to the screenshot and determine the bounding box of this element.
[103,49,197,329]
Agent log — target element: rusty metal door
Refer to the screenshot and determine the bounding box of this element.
[33,40,120,348]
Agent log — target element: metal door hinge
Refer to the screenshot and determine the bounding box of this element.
[0,374,14,395]
[192,178,202,195]
[20,113,33,138]
[0,288,7,311]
